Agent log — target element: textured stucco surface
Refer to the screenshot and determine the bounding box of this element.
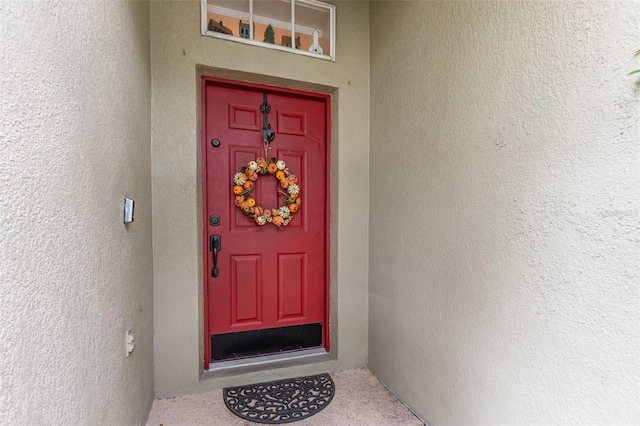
[369,1,639,424]
[151,1,369,397]
[1,1,154,424]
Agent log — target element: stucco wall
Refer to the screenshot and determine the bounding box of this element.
[151,0,369,397]
[369,1,639,424]
[0,1,153,424]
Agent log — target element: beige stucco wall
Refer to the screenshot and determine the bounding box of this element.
[151,0,369,397]
[369,1,639,424]
[0,1,153,424]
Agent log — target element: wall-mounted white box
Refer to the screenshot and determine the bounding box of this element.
[124,198,134,223]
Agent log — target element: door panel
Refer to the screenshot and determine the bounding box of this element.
[202,78,329,364]
[278,253,306,320]
[230,254,262,326]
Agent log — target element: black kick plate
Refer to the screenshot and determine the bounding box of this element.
[211,323,322,361]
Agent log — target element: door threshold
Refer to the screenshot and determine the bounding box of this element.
[207,347,328,373]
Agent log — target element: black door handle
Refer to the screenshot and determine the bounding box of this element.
[210,234,221,277]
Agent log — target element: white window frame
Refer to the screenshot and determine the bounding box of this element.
[201,0,336,61]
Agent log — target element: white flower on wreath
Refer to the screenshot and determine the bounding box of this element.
[279,206,291,219]
[276,160,286,170]
[287,184,300,195]
[255,216,267,225]
[247,161,258,171]
[233,172,247,185]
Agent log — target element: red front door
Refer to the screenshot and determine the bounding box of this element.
[201,78,330,366]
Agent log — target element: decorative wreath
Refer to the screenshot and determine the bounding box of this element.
[232,157,301,227]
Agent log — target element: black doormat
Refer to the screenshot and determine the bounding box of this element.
[223,373,335,424]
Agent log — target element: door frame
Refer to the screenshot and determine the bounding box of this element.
[200,76,332,370]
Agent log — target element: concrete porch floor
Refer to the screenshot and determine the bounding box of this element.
[147,369,424,425]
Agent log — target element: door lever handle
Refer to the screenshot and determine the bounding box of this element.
[210,234,221,277]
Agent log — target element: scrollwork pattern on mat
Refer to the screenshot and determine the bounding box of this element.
[224,374,335,424]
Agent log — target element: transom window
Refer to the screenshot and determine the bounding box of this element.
[201,0,336,61]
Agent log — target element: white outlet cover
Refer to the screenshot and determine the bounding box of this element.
[126,327,135,356]
[124,198,134,223]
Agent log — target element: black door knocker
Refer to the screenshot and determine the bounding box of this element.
[260,93,276,144]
